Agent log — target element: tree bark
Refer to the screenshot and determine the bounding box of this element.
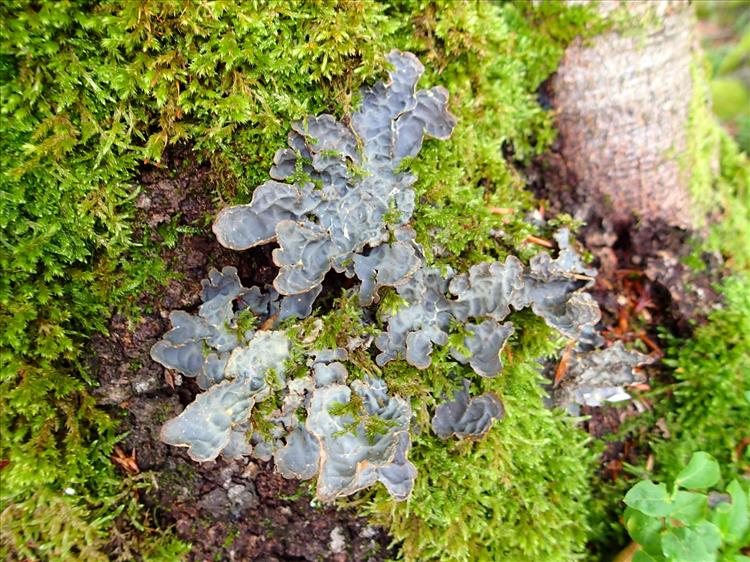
[548,1,697,229]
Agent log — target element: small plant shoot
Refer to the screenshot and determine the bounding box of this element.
[623,451,750,562]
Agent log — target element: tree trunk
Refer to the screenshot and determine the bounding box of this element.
[547,1,697,229]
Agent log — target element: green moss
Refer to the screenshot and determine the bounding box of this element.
[0,1,396,557]
[666,41,750,483]
[1,0,606,559]
[685,58,750,269]
[654,276,750,481]
[367,319,594,562]
[378,1,606,270]
[664,52,750,486]
[0,479,190,562]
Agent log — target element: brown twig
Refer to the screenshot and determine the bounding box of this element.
[164,370,175,389]
[639,331,663,356]
[112,446,139,475]
[554,341,576,385]
[259,313,279,331]
[488,206,514,215]
[525,235,555,249]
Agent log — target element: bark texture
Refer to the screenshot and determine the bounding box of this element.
[548,1,696,228]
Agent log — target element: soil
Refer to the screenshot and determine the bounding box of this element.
[89,135,726,560]
[89,146,394,562]
[529,148,727,483]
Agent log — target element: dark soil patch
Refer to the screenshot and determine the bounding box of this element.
[89,146,394,562]
[525,148,729,482]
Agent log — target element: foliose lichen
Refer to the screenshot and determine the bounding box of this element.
[212,49,455,299]
[431,380,504,440]
[375,229,602,375]
[152,279,417,499]
[553,341,652,415]
[152,50,642,505]
[150,266,312,390]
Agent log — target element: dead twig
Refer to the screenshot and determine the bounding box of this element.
[639,331,663,357]
[112,446,139,475]
[554,341,576,385]
[525,235,554,249]
[259,313,279,331]
[488,206,514,215]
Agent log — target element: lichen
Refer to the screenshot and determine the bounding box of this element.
[431,380,504,440]
[307,376,416,501]
[150,266,317,390]
[152,271,416,501]
[375,228,601,375]
[212,50,456,298]
[155,52,629,508]
[552,341,651,415]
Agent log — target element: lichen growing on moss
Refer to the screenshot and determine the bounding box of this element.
[1,0,609,560]
[153,51,610,511]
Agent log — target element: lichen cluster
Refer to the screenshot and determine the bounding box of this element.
[152,266,418,500]
[10,2,745,561]
[153,51,647,503]
[212,50,455,299]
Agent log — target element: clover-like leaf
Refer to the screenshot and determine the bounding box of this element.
[712,479,749,544]
[662,524,720,562]
[624,480,673,517]
[624,506,664,556]
[632,549,661,562]
[693,521,723,553]
[671,490,708,525]
[675,452,721,490]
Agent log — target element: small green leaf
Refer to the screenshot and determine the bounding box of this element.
[713,480,749,544]
[675,452,721,490]
[625,480,673,517]
[633,549,662,562]
[693,521,722,553]
[625,506,664,555]
[662,527,716,562]
[671,491,708,525]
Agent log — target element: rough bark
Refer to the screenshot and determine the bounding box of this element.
[547,1,696,229]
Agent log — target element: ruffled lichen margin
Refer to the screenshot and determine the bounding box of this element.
[153,49,633,513]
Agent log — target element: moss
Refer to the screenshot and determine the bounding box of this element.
[685,57,750,268]
[1,0,605,559]
[664,47,750,486]
[0,479,190,562]
[366,318,594,561]
[378,1,606,270]
[0,0,400,556]
[653,61,750,481]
